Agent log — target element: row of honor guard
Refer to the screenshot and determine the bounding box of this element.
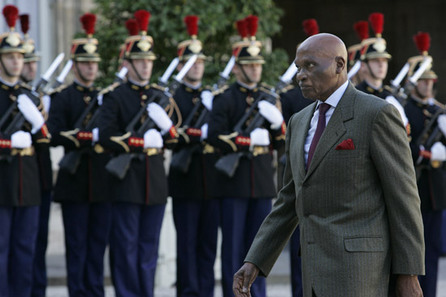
[0,5,286,297]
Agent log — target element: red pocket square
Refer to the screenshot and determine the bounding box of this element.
[336,138,355,150]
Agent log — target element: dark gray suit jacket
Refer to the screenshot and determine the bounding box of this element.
[245,83,425,297]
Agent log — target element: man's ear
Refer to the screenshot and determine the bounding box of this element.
[335,56,346,74]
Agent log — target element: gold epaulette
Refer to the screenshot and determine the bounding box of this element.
[431,98,446,110]
[212,84,229,96]
[48,84,69,96]
[203,85,213,91]
[260,82,274,90]
[19,82,32,90]
[277,84,295,95]
[259,86,280,100]
[150,83,168,92]
[98,81,121,95]
[384,85,394,94]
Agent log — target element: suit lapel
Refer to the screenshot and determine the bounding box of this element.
[295,103,316,178]
[305,84,356,178]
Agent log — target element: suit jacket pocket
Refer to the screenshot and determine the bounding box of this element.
[344,237,384,252]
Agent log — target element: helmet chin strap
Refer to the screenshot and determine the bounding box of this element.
[237,63,254,85]
[74,62,91,85]
[129,59,145,83]
[414,86,427,100]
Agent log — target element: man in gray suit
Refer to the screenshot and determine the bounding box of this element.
[233,33,425,297]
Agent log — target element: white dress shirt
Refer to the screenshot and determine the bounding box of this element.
[304,80,349,163]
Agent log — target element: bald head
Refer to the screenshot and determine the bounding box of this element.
[299,33,348,68]
[294,33,348,101]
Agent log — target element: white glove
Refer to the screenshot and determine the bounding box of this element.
[42,95,51,114]
[431,142,446,161]
[92,127,99,143]
[201,90,214,111]
[249,128,270,147]
[17,94,44,134]
[200,123,208,140]
[147,102,173,134]
[97,94,103,106]
[144,128,163,148]
[258,100,284,129]
[11,130,32,148]
[438,115,446,138]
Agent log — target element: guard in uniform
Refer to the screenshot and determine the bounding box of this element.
[207,15,286,297]
[168,15,220,297]
[98,10,180,297]
[0,5,50,297]
[47,13,112,297]
[404,32,446,297]
[18,13,54,297]
[347,20,369,86]
[355,12,409,130]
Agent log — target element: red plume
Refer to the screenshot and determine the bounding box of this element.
[246,15,259,38]
[236,19,248,39]
[413,32,431,54]
[2,5,19,29]
[369,12,384,36]
[20,14,29,34]
[80,13,96,36]
[125,19,139,36]
[134,10,150,33]
[302,19,319,36]
[353,21,369,41]
[184,15,199,37]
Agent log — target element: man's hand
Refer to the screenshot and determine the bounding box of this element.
[147,102,173,134]
[395,275,423,297]
[17,94,44,134]
[258,100,283,129]
[437,114,446,137]
[233,262,259,297]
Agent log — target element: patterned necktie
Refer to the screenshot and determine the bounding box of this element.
[307,103,330,169]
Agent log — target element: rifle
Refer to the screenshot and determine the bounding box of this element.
[105,92,168,179]
[0,53,65,133]
[414,108,446,178]
[347,60,361,80]
[0,88,43,162]
[273,61,298,94]
[58,69,128,174]
[169,92,210,173]
[158,57,179,87]
[171,55,239,173]
[105,55,198,179]
[33,53,65,93]
[213,56,235,90]
[214,91,276,177]
[388,56,433,105]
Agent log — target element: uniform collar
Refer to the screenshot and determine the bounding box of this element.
[74,80,96,92]
[236,81,258,93]
[127,78,150,91]
[183,81,202,93]
[363,81,384,94]
[0,77,20,90]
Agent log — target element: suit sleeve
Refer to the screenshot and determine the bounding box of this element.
[244,114,299,276]
[370,104,425,275]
